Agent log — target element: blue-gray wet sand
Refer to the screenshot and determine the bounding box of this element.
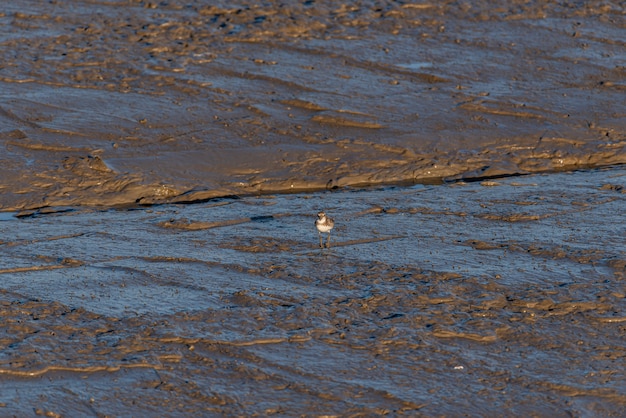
[0,168,624,416]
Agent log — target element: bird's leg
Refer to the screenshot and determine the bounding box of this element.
[319,232,323,248]
[326,232,331,248]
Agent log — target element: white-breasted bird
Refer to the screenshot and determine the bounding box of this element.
[315,211,335,248]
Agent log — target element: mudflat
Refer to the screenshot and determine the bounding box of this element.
[1,169,625,415]
[1,0,625,210]
[0,1,625,416]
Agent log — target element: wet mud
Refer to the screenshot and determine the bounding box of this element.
[1,0,626,416]
[1,0,625,210]
[1,168,626,416]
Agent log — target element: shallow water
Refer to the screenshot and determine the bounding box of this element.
[1,168,625,416]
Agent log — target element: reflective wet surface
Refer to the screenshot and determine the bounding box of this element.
[1,0,625,415]
[1,168,625,416]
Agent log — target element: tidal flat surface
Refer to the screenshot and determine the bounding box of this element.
[0,168,625,416]
[1,0,625,415]
[1,0,625,210]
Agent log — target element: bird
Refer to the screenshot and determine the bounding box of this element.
[315,211,335,248]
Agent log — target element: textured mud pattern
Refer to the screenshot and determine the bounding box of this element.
[0,0,625,210]
[0,168,625,416]
[0,0,625,415]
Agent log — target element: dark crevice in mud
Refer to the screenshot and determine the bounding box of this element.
[444,172,532,184]
[139,193,243,207]
[14,207,76,219]
[444,163,626,185]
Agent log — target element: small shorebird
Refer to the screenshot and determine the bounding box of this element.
[315,211,335,248]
